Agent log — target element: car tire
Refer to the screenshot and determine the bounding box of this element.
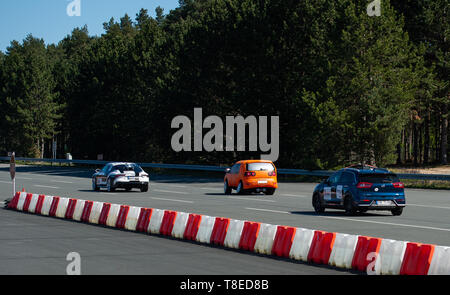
[344,195,357,216]
[236,181,245,195]
[312,194,325,213]
[224,180,232,195]
[141,183,149,192]
[391,207,403,216]
[107,178,115,192]
[265,188,275,195]
[92,179,99,191]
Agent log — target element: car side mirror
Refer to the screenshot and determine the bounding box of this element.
[95,169,100,173]
[225,168,231,173]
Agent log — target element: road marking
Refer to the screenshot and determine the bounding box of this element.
[320,216,450,232]
[151,197,193,203]
[51,180,74,184]
[245,206,450,232]
[0,180,12,184]
[229,196,276,203]
[199,187,222,190]
[153,189,188,195]
[245,207,289,214]
[407,203,450,210]
[34,185,60,189]
[279,194,307,198]
[161,184,187,188]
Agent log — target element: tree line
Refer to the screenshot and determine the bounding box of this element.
[0,0,448,169]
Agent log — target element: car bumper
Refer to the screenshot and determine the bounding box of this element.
[244,179,278,189]
[358,199,406,210]
[114,180,148,188]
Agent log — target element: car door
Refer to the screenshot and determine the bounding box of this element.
[229,163,241,187]
[336,171,355,204]
[322,172,340,204]
[96,164,111,186]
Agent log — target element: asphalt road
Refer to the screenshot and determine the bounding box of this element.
[1,164,449,275]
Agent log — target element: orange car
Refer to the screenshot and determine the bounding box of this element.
[224,160,278,195]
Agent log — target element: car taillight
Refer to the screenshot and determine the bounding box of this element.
[393,182,404,188]
[357,182,373,189]
[268,171,276,176]
[244,172,256,176]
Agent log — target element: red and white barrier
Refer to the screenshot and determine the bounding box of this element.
[254,223,277,255]
[196,215,215,243]
[374,239,407,275]
[428,246,450,275]
[125,206,141,231]
[148,209,165,234]
[172,211,189,239]
[289,228,315,261]
[223,219,245,249]
[328,233,358,269]
[7,191,450,275]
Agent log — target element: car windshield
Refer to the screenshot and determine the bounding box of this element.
[112,164,143,173]
[246,162,274,171]
[359,173,399,183]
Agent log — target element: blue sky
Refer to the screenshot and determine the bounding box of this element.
[0,0,181,53]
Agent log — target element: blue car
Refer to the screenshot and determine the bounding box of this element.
[312,165,406,216]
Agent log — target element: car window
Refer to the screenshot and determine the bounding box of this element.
[359,173,400,183]
[102,164,111,174]
[230,164,241,174]
[246,162,274,171]
[327,172,340,185]
[339,172,355,184]
[113,164,136,173]
[133,164,143,174]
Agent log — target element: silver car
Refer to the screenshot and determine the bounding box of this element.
[92,162,149,192]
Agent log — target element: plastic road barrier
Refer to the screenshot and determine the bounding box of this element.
[106,204,121,227]
[328,233,358,269]
[136,208,153,232]
[223,219,245,249]
[125,206,142,231]
[64,199,78,219]
[160,210,178,236]
[196,215,215,243]
[80,201,94,222]
[210,217,230,246]
[115,205,130,229]
[98,203,111,225]
[184,214,202,240]
[148,209,165,234]
[272,226,297,258]
[239,221,261,252]
[254,223,278,255]
[428,246,450,275]
[351,236,382,272]
[172,212,189,239]
[308,231,336,265]
[400,243,435,275]
[374,239,407,275]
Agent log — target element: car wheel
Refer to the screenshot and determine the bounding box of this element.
[224,180,232,195]
[236,181,245,195]
[107,178,115,192]
[265,188,275,195]
[312,194,325,213]
[140,183,149,192]
[92,178,99,191]
[391,207,403,216]
[344,195,357,216]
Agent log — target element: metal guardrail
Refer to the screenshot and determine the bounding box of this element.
[1,157,449,181]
